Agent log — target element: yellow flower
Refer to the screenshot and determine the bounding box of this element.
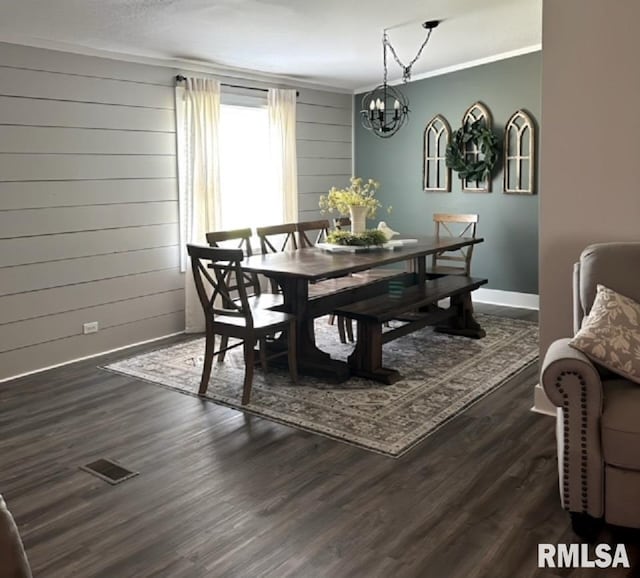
[318,176,388,218]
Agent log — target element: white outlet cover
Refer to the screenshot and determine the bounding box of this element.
[83,322,99,334]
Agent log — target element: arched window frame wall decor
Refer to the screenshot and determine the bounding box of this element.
[461,102,492,193]
[423,114,452,192]
[503,109,536,195]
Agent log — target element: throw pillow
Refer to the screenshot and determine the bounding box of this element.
[569,284,640,384]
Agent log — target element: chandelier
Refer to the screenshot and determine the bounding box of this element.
[360,20,440,138]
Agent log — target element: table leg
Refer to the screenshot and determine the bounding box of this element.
[347,320,401,384]
[436,291,486,339]
[266,276,351,382]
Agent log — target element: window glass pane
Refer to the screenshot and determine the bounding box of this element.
[219,105,282,231]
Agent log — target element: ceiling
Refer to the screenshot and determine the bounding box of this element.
[0,0,542,91]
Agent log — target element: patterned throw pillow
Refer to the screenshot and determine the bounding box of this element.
[569,284,640,384]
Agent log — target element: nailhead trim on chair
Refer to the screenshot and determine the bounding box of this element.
[579,375,588,512]
[555,370,589,514]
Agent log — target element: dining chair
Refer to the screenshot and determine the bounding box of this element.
[333,216,351,231]
[256,223,298,254]
[256,223,298,294]
[328,216,399,339]
[206,228,282,360]
[205,227,259,292]
[296,219,331,248]
[294,219,365,342]
[428,213,479,276]
[187,244,297,404]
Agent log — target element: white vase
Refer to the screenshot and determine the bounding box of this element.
[349,205,367,234]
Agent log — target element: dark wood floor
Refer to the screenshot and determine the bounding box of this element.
[1,304,638,577]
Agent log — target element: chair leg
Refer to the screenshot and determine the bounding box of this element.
[218,335,229,362]
[328,313,336,326]
[345,317,354,343]
[241,338,256,405]
[199,329,215,395]
[259,337,269,372]
[287,320,297,383]
[570,512,603,542]
[337,315,347,343]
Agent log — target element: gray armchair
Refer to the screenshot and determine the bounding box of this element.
[542,242,640,537]
[0,495,31,578]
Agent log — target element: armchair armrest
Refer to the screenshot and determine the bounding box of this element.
[541,338,603,410]
[541,338,604,517]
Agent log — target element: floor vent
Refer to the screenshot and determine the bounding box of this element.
[80,458,139,485]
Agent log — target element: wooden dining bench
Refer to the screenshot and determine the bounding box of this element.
[335,275,488,383]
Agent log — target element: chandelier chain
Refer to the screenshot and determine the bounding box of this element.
[361,20,439,138]
[384,26,434,82]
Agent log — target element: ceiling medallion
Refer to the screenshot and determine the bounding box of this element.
[361,20,440,138]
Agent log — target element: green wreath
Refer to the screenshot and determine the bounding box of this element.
[446,119,500,181]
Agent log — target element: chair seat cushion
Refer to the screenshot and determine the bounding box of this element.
[602,378,640,469]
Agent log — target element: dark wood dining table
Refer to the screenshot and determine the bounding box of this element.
[241,235,484,382]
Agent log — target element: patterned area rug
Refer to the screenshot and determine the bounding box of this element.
[104,314,538,458]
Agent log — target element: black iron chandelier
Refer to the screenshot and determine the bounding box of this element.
[360,20,440,138]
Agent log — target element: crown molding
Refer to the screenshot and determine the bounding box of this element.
[0,34,353,94]
[353,44,542,94]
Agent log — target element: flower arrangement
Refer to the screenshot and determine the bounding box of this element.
[319,177,389,218]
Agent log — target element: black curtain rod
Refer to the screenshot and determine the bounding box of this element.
[175,75,298,96]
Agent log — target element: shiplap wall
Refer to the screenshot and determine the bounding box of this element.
[296,91,352,220]
[0,42,352,381]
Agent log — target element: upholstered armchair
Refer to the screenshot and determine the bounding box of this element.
[542,242,640,537]
[0,495,31,578]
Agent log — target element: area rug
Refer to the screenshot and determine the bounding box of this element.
[104,314,538,458]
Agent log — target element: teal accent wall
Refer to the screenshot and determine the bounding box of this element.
[354,52,541,294]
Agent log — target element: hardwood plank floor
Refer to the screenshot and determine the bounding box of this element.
[1,305,638,577]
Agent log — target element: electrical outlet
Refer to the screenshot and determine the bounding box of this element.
[83,321,99,334]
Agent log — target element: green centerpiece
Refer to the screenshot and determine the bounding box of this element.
[325,229,388,247]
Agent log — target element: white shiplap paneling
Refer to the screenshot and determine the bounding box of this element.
[295,91,352,222]
[0,126,176,155]
[0,43,184,381]
[0,42,353,381]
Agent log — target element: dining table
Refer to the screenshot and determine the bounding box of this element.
[241,235,484,382]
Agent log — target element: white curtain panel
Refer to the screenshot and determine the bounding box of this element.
[268,88,298,222]
[175,77,222,333]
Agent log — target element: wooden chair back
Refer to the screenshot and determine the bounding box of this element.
[187,244,254,327]
[334,217,351,231]
[205,227,261,297]
[297,219,331,248]
[205,228,254,254]
[432,213,479,275]
[256,223,298,254]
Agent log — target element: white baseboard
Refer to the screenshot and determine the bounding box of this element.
[0,332,184,385]
[474,288,539,310]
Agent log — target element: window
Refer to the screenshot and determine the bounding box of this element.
[218,104,283,231]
